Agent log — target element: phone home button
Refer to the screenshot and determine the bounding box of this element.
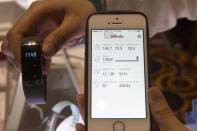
[113,121,125,131]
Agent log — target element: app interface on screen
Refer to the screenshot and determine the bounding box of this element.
[91,29,146,118]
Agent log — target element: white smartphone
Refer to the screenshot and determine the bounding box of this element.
[85,12,150,131]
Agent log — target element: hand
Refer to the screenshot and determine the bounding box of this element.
[1,0,96,73]
[76,87,189,131]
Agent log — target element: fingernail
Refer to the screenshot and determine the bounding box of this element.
[0,41,8,53]
[0,41,3,52]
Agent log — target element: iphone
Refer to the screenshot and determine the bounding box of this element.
[85,12,150,131]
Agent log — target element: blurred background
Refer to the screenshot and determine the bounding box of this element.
[0,0,197,131]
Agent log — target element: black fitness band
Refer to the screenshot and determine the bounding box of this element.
[21,37,47,104]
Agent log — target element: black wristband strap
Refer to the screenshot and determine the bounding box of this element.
[22,76,47,104]
[21,37,47,104]
[90,0,103,11]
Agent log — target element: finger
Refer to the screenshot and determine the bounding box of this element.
[62,26,85,48]
[77,94,85,120]
[0,40,4,53]
[6,1,66,63]
[76,123,85,131]
[41,0,95,57]
[64,38,81,47]
[149,87,189,131]
[37,17,61,41]
[13,1,66,35]
[1,39,14,58]
[42,15,82,58]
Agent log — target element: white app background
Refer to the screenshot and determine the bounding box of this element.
[91,30,146,118]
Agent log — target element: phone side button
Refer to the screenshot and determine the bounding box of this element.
[113,121,125,131]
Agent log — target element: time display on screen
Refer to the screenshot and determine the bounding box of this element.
[25,52,37,58]
[21,43,42,81]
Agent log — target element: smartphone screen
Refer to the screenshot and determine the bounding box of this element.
[91,29,146,119]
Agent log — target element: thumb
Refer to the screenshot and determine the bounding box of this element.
[77,94,85,120]
[149,87,189,131]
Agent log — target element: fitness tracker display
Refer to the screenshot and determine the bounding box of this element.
[21,37,47,104]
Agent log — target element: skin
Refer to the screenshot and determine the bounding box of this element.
[1,0,96,73]
[76,87,189,131]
